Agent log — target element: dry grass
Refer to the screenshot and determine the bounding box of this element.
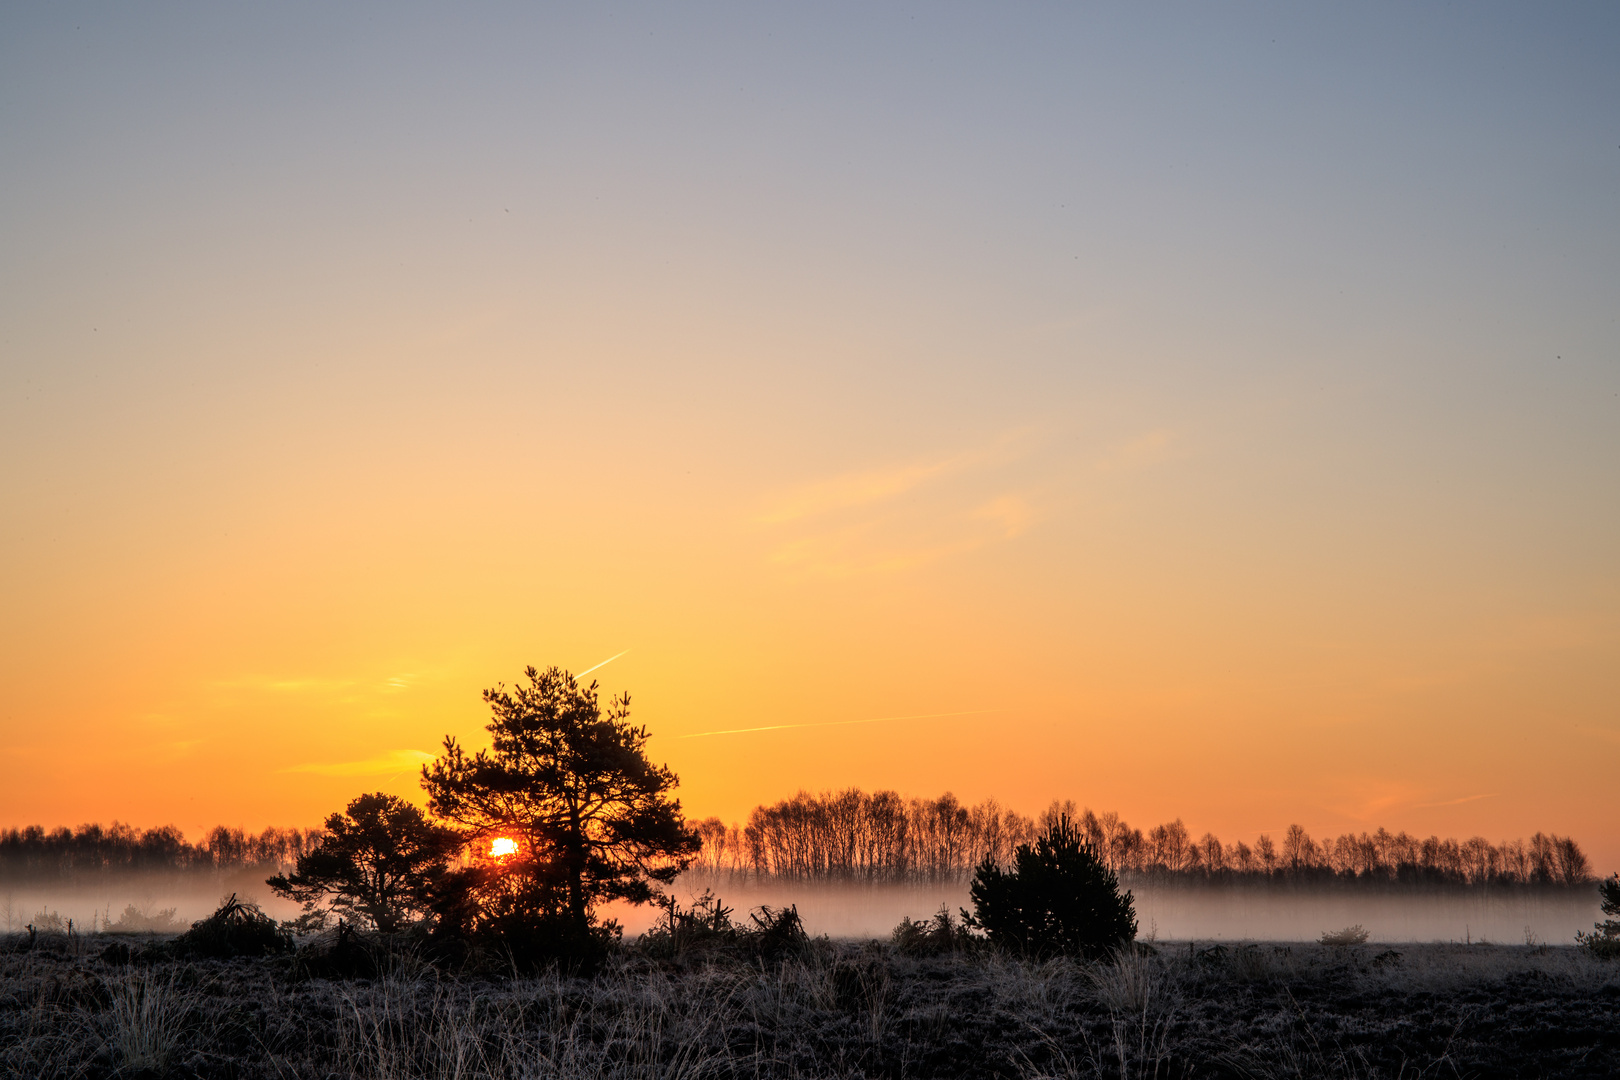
[0,935,1615,1078]
[103,968,194,1074]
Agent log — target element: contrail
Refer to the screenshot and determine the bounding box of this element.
[1415,792,1499,808]
[680,709,991,739]
[575,650,629,680]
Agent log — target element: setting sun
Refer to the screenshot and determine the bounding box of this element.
[490,837,518,859]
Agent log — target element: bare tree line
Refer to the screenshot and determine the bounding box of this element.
[1,792,1593,890]
[0,822,323,883]
[690,790,1592,887]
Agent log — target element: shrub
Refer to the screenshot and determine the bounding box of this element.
[1576,873,1620,958]
[891,905,978,956]
[745,904,808,960]
[638,890,738,960]
[30,909,66,934]
[965,815,1137,959]
[1320,925,1371,946]
[174,894,291,959]
[106,904,181,935]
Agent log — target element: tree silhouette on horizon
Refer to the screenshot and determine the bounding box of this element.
[266,792,457,933]
[421,665,698,948]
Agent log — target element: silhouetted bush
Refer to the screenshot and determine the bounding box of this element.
[1577,874,1620,958]
[174,894,291,959]
[633,897,817,964]
[891,905,979,956]
[29,910,66,934]
[285,921,392,979]
[105,904,182,934]
[745,904,809,960]
[422,862,619,973]
[966,815,1137,960]
[638,891,739,961]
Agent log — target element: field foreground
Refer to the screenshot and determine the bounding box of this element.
[2,934,1617,1079]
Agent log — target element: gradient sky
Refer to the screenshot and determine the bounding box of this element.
[3,3,1617,867]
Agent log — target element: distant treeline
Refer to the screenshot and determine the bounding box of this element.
[692,790,1592,887]
[3,792,1593,890]
[0,823,322,884]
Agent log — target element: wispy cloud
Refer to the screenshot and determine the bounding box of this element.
[1413,792,1500,809]
[765,527,984,578]
[284,749,434,777]
[217,671,425,696]
[758,432,1030,525]
[756,432,1040,577]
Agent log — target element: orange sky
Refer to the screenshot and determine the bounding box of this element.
[2,5,1617,869]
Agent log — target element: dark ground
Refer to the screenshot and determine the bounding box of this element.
[2,932,1617,1079]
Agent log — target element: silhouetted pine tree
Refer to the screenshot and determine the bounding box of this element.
[966,815,1137,959]
[421,666,698,963]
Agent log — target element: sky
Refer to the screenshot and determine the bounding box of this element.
[2,3,1617,868]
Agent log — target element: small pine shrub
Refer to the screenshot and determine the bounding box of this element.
[1576,873,1620,958]
[966,815,1137,960]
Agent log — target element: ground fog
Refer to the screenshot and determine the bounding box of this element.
[608,875,1604,945]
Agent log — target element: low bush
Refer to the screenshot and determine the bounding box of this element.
[106,904,182,934]
[746,904,809,960]
[174,894,292,959]
[891,905,978,956]
[1320,924,1371,946]
[966,815,1137,959]
[638,890,739,960]
[1576,873,1620,958]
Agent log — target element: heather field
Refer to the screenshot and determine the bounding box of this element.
[3,930,1617,1080]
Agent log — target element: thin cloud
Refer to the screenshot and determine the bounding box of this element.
[284,749,434,777]
[1413,793,1500,808]
[759,432,1031,524]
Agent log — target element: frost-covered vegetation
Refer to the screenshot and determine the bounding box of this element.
[3,928,1617,1079]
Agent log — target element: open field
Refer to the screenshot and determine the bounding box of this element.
[3,932,1617,1079]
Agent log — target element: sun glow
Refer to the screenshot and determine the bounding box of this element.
[490,837,518,858]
